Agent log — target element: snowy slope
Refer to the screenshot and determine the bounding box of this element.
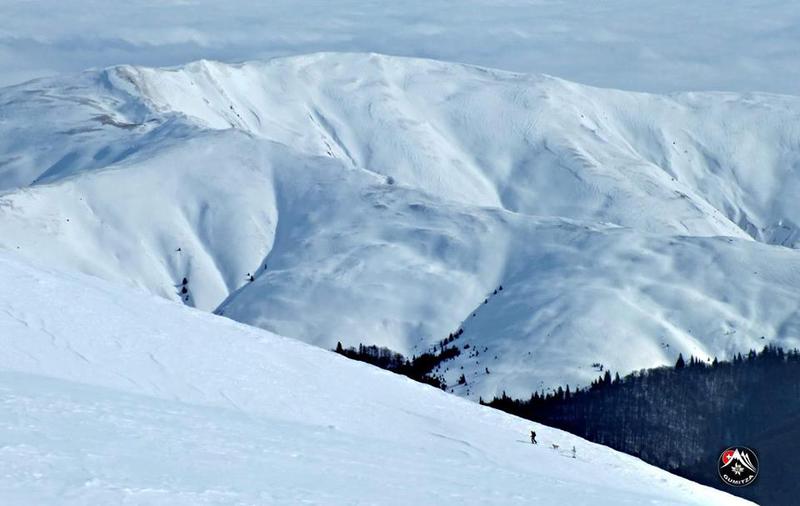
[1,53,800,398]
[0,251,754,505]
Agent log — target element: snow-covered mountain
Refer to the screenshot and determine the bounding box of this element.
[1,53,800,399]
[0,251,754,505]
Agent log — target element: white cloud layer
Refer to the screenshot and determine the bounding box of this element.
[1,0,798,93]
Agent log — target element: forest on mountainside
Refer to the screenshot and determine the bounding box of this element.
[484,346,800,505]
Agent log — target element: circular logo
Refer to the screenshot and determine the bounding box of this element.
[718,447,759,487]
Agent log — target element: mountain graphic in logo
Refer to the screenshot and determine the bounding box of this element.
[718,446,759,487]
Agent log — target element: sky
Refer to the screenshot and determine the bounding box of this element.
[1,0,798,93]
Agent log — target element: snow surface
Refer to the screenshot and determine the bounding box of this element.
[0,251,753,505]
[1,53,800,399]
[1,0,799,94]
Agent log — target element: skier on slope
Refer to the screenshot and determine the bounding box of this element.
[530,430,537,444]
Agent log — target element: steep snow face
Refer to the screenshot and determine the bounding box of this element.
[1,53,800,397]
[0,252,754,505]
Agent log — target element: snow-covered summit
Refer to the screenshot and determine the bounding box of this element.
[1,53,800,398]
[0,251,753,505]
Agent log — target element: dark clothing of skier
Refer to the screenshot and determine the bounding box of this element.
[530,431,537,444]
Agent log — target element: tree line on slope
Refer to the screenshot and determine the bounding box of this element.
[483,345,800,505]
[332,325,471,389]
[333,338,462,389]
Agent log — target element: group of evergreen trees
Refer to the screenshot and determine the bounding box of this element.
[333,341,461,389]
[484,345,800,505]
[331,325,798,504]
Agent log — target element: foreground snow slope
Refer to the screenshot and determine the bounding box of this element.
[1,53,800,397]
[0,252,751,505]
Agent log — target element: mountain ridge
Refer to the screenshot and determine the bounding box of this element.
[1,53,799,398]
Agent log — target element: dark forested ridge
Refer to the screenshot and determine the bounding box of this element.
[333,340,461,389]
[484,346,800,505]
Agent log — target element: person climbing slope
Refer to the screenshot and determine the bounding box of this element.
[530,430,537,444]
